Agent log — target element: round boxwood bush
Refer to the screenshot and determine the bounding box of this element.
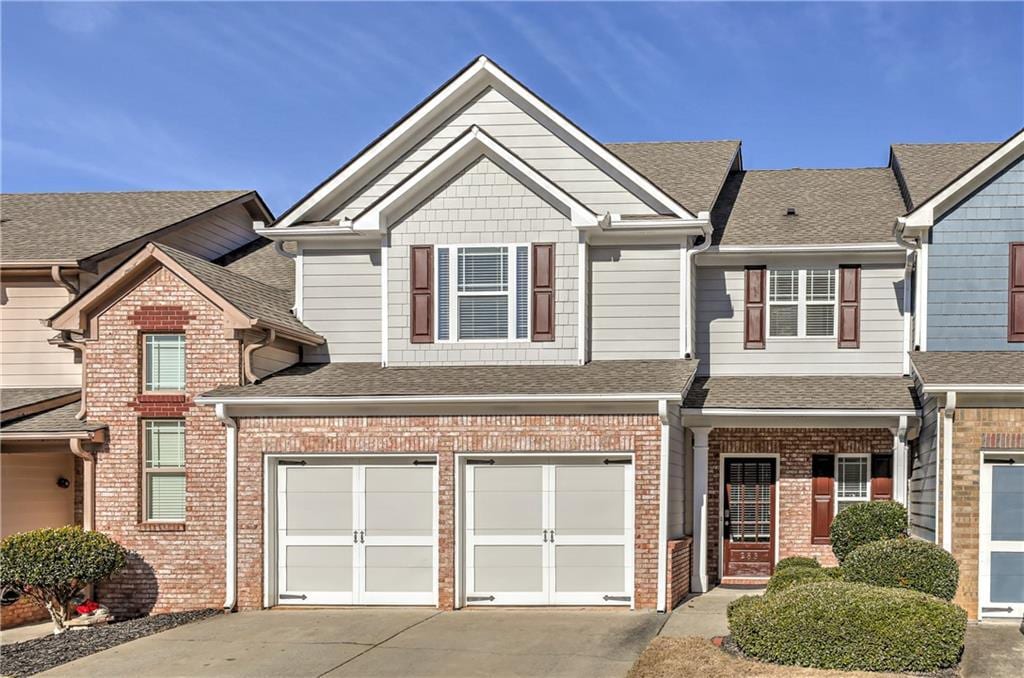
[727,581,966,672]
[765,566,842,595]
[774,556,820,572]
[1,526,127,633]
[843,538,959,601]
[830,500,907,563]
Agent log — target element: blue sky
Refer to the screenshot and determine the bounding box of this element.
[3,2,1022,214]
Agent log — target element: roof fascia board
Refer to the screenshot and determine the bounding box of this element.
[0,431,96,440]
[681,407,917,417]
[902,128,1024,230]
[196,392,684,406]
[353,126,598,231]
[920,384,1024,394]
[273,56,696,228]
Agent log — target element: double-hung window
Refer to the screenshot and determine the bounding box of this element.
[437,245,529,341]
[768,269,836,338]
[143,420,186,522]
[143,334,185,392]
[835,454,870,514]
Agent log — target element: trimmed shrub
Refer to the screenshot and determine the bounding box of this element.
[765,566,842,595]
[1,527,127,634]
[774,556,820,572]
[728,581,966,672]
[844,538,959,601]
[829,500,907,563]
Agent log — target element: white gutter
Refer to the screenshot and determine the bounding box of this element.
[656,400,670,613]
[681,408,918,417]
[922,384,1024,394]
[214,403,238,612]
[271,241,301,318]
[197,392,686,406]
[894,217,920,369]
[941,392,956,552]
[703,242,903,254]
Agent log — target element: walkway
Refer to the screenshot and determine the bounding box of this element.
[659,586,763,639]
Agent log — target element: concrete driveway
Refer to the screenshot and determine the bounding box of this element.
[40,608,665,677]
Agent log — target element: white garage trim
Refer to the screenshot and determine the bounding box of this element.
[978,449,1024,620]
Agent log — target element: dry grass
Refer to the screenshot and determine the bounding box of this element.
[628,637,907,678]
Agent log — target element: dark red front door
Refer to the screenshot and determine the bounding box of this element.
[723,458,776,578]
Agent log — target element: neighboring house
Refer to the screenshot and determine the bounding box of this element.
[1,56,1019,626]
[894,131,1024,620]
[0,190,273,627]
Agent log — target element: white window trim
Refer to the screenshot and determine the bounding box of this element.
[834,453,871,515]
[767,268,838,339]
[142,419,186,524]
[435,243,532,344]
[142,333,186,394]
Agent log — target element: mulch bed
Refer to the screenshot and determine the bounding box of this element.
[1,608,219,677]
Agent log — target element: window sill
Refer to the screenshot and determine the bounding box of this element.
[138,522,186,532]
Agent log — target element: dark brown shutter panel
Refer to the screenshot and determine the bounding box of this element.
[744,266,766,349]
[532,243,555,342]
[811,455,834,545]
[838,265,861,349]
[410,246,433,344]
[871,454,894,501]
[1010,243,1024,342]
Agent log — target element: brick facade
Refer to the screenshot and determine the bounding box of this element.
[85,268,241,617]
[707,428,894,583]
[665,537,692,610]
[0,597,49,629]
[234,414,664,610]
[945,407,1024,619]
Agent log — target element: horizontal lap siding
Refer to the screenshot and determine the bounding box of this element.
[334,87,654,219]
[302,249,381,363]
[0,281,79,387]
[0,451,76,538]
[909,378,939,541]
[928,156,1024,350]
[589,245,680,360]
[695,262,905,375]
[155,204,259,261]
[388,157,577,365]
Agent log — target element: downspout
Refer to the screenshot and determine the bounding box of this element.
[273,241,301,318]
[894,218,919,374]
[50,265,78,295]
[242,328,275,385]
[683,213,713,358]
[214,403,238,612]
[69,439,96,532]
[941,391,956,552]
[52,331,88,419]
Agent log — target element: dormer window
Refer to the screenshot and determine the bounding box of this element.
[767,269,836,338]
[143,334,185,392]
[437,245,529,342]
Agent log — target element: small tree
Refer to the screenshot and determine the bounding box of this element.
[1,526,127,634]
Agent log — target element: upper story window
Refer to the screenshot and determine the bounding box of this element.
[143,334,185,392]
[143,420,186,522]
[768,269,836,338]
[437,245,529,342]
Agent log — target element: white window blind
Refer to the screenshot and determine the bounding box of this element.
[144,420,185,522]
[835,455,869,514]
[144,334,185,392]
[768,269,837,338]
[437,245,528,341]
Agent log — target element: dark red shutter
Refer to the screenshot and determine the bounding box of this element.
[532,243,555,342]
[811,455,834,545]
[871,454,893,501]
[744,267,766,349]
[1010,243,1024,342]
[410,246,433,344]
[838,265,861,349]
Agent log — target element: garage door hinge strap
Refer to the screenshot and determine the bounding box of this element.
[467,595,495,602]
[982,606,1013,613]
[603,595,631,602]
[603,458,631,465]
[413,459,437,466]
[278,460,307,466]
[983,458,1016,464]
[466,459,496,465]
[280,594,307,600]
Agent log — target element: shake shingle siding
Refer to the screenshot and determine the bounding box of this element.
[927,156,1024,351]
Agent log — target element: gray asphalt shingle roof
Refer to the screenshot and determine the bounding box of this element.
[683,376,918,411]
[890,143,1001,210]
[204,359,697,399]
[605,140,740,216]
[711,168,907,246]
[1,387,80,416]
[0,401,103,435]
[910,352,1024,387]
[217,239,295,297]
[0,191,254,264]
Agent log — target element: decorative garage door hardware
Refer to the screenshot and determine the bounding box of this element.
[542,530,555,542]
[467,595,495,602]
[603,458,631,465]
[279,594,307,600]
[466,458,496,465]
[412,459,437,466]
[984,458,1017,464]
[278,460,307,466]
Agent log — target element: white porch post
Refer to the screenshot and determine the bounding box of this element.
[892,416,909,506]
[690,427,712,593]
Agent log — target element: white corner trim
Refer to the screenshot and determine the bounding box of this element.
[352,126,598,231]
[941,391,956,552]
[917,242,929,350]
[902,250,914,374]
[214,403,238,612]
[903,129,1024,230]
[381,235,389,367]
[656,400,670,613]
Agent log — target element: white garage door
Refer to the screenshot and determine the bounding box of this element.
[276,457,437,606]
[980,452,1024,619]
[464,456,634,606]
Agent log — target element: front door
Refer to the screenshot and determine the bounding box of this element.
[980,453,1024,619]
[723,458,776,578]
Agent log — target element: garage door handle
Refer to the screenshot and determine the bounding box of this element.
[550,530,555,543]
[543,530,548,542]
[360,530,365,543]
[354,530,358,543]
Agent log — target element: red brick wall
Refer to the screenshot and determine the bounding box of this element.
[85,268,241,616]
[666,537,691,610]
[707,428,893,583]
[234,414,663,610]
[0,597,48,629]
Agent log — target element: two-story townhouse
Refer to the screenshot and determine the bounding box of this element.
[0,190,275,627]
[892,131,1024,620]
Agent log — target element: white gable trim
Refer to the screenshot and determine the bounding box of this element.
[273,56,695,228]
[352,126,598,232]
[901,128,1024,231]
